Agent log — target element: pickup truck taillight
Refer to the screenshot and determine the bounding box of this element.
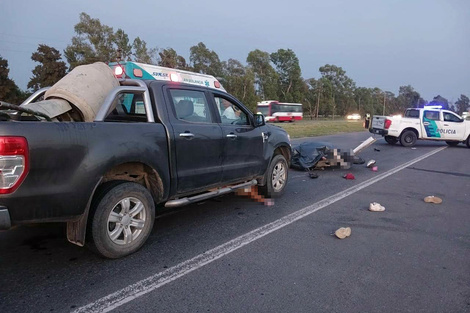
[0,137,29,194]
[384,119,392,129]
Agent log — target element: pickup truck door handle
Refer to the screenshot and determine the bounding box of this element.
[226,133,237,139]
[179,132,194,139]
[423,122,430,126]
[443,124,449,126]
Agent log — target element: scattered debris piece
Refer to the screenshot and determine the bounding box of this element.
[424,196,442,204]
[353,136,377,154]
[411,147,417,150]
[374,148,381,152]
[369,202,385,211]
[308,171,319,179]
[335,227,352,239]
[343,173,355,180]
[366,160,376,168]
[371,166,378,172]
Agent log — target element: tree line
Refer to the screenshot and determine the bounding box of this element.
[1,12,469,116]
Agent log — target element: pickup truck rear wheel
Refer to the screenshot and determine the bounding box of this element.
[384,136,398,145]
[466,136,470,148]
[400,130,417,147]
[259,154,288,198]
[88,182,155,259]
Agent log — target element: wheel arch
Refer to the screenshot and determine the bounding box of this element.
[66,161,164,247]
[400,127,419,138]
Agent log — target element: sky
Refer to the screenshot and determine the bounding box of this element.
[1,0,469,103]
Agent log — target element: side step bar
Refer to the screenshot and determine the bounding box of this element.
[164,179,258,208]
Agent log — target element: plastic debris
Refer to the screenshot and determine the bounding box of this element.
[369,202,385,211]
[308,171,319,179]
[335,227,352,239]
[424,196,442,204]
[371,166,378,172]
[366,160,376,168]
[374,148,381,152]
[343,173,355,180]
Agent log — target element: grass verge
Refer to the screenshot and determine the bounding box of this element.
[274,119,366,138]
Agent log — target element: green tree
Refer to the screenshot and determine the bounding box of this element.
[189,42,223,77]
[0,55,26,104]
[64,12,117,69]
[132,37,157,64]
[158,48,188,70]
[270,49,305,103]
[246,49,279,101]
[397,85,421,109]
[114,29,132,61]
[455,94,469,115]
[319,64,356,116]
[27,44,67,91]
[429,95,449,110]
[222,59,258,111]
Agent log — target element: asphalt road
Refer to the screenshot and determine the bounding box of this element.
[1,131,469,313]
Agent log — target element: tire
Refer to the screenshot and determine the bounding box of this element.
[259,154,288,198]
[466,136,470,148]
[445,141,459,147]
[400,130,417,147]
[384,136,398,145]
[88,182,155,259]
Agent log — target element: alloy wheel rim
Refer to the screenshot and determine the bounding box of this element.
[107,197,146,245]
[272,161,286,192]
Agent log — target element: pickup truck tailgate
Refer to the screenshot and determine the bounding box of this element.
[371,116,386,129]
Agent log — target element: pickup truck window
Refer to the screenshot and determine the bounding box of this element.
[215,96,249,126]
[424,111,439,121]
[443,112,462,123]
[169,89,213,123]
[405,109,419,118]
[105,92,147,122]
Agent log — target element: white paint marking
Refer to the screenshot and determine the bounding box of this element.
[74,146,446,313]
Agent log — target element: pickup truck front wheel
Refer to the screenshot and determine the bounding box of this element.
[259,154,288,198]
[384,136,398,145]
[466,136,470,148]
[88,182,155,259]
[400,130,417,147]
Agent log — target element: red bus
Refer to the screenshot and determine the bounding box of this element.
[257,101,303,122]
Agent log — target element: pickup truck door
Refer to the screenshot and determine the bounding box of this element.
[441,111,466,140]
[166,88,224,193]
[421,110,443,139]
[212,95,265,182]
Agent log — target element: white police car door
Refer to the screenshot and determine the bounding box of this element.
[441,111,466,141]
[421,110,444,139]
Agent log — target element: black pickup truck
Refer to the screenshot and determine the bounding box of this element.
[0,64,291,258]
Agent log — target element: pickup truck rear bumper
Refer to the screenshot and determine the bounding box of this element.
[0,206,12,230]
[369,128,388,136]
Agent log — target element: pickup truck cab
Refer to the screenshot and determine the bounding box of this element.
[370,106,470,148]
[0,62,291,258]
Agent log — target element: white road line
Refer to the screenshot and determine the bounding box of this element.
[73,146,446,313]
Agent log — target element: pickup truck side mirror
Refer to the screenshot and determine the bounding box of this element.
[254,113,265,127]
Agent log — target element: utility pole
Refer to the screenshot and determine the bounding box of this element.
[316,82,321,119]
[383,92,386,115]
